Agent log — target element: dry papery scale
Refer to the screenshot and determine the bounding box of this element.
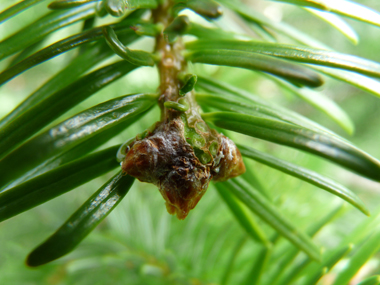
[119,1,245,219]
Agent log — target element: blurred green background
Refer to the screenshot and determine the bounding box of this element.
[1,0,380,284]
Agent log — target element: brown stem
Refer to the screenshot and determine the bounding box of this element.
[153,1,187,121]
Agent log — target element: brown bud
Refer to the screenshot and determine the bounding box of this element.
[122,117,245,219]
[212,135,246,182]
[122,118,211,219]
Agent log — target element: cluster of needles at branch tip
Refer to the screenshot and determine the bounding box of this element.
[119,1,245,219]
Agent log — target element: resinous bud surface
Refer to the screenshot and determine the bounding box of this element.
[122,110,245,219]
